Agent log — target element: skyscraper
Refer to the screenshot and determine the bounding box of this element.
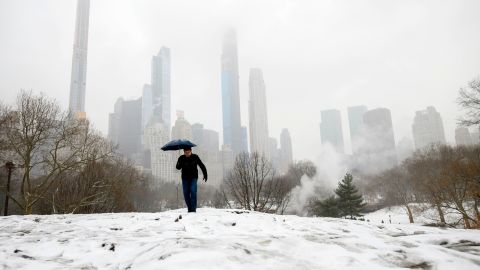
[171,111,192,140]
[280,128,293,173]
[141,84,152,132]
[362,108,397,170]
[412,106,446,150]
[69,0,90,117]
[348,105,368,154]
[221,144,234,179]
[472,129,480,145]
[150,150,178,183]
[203,129,220,152]
[191,123,223,187]
[151,47,171,133]
[241,126,249,153]
[108,97,142,160]
[221,29,243,156]
[192,123,220,153]
[268,137,280,170]
[249,68,269,157]
[455,127,473,146]
[320,109,345,153]
[397,137,414,162]
[145,121,177,183]
[192,123,205,147]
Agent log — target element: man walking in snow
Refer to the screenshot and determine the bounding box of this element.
[176,147,208,213]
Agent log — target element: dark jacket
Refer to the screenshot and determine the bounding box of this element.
[176,154,208,180]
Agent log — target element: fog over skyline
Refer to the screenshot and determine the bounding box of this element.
[1,0,480,161]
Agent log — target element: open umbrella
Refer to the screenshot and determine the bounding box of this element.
[161,139,197,151]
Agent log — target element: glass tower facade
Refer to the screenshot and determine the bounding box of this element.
[221,29,243,156]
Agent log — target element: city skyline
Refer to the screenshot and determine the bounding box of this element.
[1,0,480,161]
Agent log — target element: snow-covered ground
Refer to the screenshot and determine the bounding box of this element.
[1,208,479,270]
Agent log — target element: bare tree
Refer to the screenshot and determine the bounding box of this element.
[0,102,10,156]
[458,77,480,126]
[45,157,143,214]
[285,160,317,186]
[435,145,479,229]
[0,91,115,214]
[465,146,480,224]
[130,172,162,212]
[226,152,283,212]
[404,148,447,224]
[154,180,182,210]
[211,184,231,209]
[270,175,294,214]
[375,167,417,223]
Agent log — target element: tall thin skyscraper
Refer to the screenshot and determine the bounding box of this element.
[69,0,90,117]
[320,109,345,153]
[221,29,242,156]
[249,68,269,157]
[151,47,171,134]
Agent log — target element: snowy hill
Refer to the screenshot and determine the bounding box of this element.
[0,208,479,269]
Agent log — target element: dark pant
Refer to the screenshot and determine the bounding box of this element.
[182,178,198,212]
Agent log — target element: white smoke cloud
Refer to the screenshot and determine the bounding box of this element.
[288,143,348,216]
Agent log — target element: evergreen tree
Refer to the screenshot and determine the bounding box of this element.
[309,195,340,217]
[334,173,365,218]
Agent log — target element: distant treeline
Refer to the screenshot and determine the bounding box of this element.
[361,144,480,229]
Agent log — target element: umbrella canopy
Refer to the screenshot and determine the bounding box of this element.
[161,139,197,151]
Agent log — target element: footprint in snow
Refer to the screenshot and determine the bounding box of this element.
[101,243,116,252]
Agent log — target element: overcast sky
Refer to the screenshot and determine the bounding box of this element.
[1,0,480,161]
